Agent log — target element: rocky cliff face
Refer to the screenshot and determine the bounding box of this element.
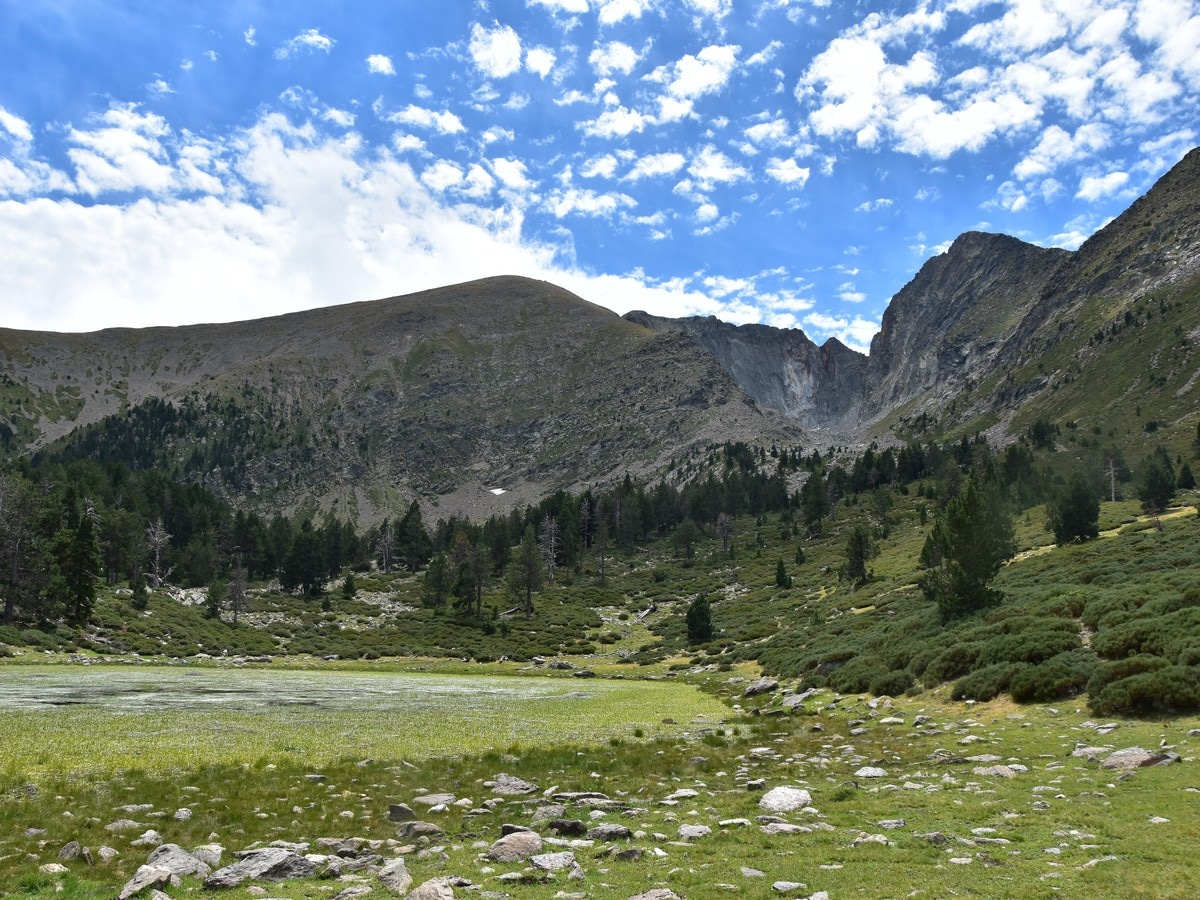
[622,312,869,428]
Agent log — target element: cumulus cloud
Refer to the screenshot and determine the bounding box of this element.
[1076,169,1129,201]
[526,47,557,78]
[1014,123,1110,179]
[579,104,651,138]
[765,157,810,187]
[546,187,636,218]
[275,28,335,60]
[589,41,640,76]
[469,22,523,79]
[855,197,892,212]
[383,104,466,135]
[627,152,687,180]
[802,311,879,352]
[648,44,741,122]
[366,54,395,75]
[597,0,656,25]
[688,145,748,190]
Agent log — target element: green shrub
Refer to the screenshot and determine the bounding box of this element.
[923,642,982,685]
[951,663,1030,701]
[975,629,1080,667]
[869,669,914,698]
[1085,654,1170,699]
[1091,666,1200,715]
[827,656,886,694]
[1010,651,1096,702]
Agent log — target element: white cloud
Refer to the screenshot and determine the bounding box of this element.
[469,22,523,79]
[683,0,732,20]
[490,157,534,191]
[855,197,892,212]
[147,79,174,95]
[838,282,866,302]
[66,104,175,196]
[526,47,557,78]
[482,126,515,144]
[0,107,34,143]
[649,44,740,122]
[688,145,748,189]
[802,311,879,353]
[324,108,356,128]
[546,187,636,218]
[1076,169,1129,201]
[597,0,656,25]
[579,104,651,138]
[243,26,257,47]
[366,54,395,75]
[421,160,464,192]
[384,105,466,135]
[180,59,194,72]
[461,163,496,198]
[589,41,640,76]
[744,118,790,146]
[275,28,335,60]
[765,157,810,187]
[746,41,783,67]
[581,154,619,178]
[530,0,590,12]
[1014,123,1110,179]
[627,152,686,180]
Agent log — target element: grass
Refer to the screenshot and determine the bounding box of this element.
[0,665,731,778]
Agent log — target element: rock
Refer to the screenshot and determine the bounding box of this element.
[98,846,121,863]
[406,877,458,899]
[1101,747,1175,770]
[389,803,417,822]
[761,823,811,835]
[396,821,444,841]
[852,832,891,847]
[773,882,807,893]
[489,773,539,795]
[758,786,812,813]
[615,847,644,862]
[333,887,374,900]
[546,818,588,837]
[530,851,576,871]
[745,677,779,697]
[678,824,711,840]
[378,857,413,894]
[58,841,82,860]
[203,847,318,888]
[412,793,456,807]
[130,830,163,848]
[780,694,808,709]
[741,867,765,877]
[854,766,888,778]
[485,830,542,862]
[39,863,69,875]
[879,716,905,725]
[572,669,596,678]
[719,818,751,828]
[191,844,224,868]
[173,808,193,821]
[629,891,679,900]
[118,865,173,899]
[972,765,1016,778]
[587,823,633,841]
[530,803,566,824]
[106,819,143,832]
[878,819,906,829]
[1071,745,1108,760]
[146,843,211,878]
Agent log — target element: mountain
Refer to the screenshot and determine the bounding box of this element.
[628,147,1200,450]
[3,149,1198,520]
[0,277,799,522]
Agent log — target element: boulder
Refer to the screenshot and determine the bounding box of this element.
[745,678,779,697]
[58,841,81,861]
[547,818,588,837]
[389,803,417,822]
[488,773,539,795]
[406,877,458,899]
[1101,747,1176,770]
[530,851,576,871]
[145,843,211,879]
[202,847,318,888]
[758,786,812,813]
[412,793,456,807]
[629,890,679,900]
[485,830,542,862]
[854,766,888,778]
[396,821,444,841]
[117,865,173,900]
[678,824,711,840]
[587,823,633,841]
[378,857,413,894]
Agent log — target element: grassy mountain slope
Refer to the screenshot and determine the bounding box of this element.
[2,277,798,521]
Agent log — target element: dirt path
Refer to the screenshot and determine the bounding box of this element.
[1009,504,1196,565]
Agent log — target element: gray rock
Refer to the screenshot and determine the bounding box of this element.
[130,830,163,848]
[587,823,633,841]
[629,891,679,900]
[38,863,69,875]
[773,882,807,893]
[678,824,711,840]
[530,851,576,871]
[758,786,812,813]
[105,819,143,832]
[547,818,588,837]
[854,766,888,778]
[191,844,224,868]
[406,877,458,899]
[485,830,542,862]
[489,773,539,795]
[973,765,1016,778]
[1101,747,1175,770]
[741,867,765,877]
[389,803,417,822]
[412,793,456,807]
[878,819,906,829]
[745,677,779,697]
[530,803,566,824]
[852,832,891,847]
[396,821,444,841]
[332,887,373,900]
[761,823,811,835]
[203,847,318,888]
[58,841,81,861]
[118,865,173,900]
[98,846,120,863]
[378,857,413,894]
[146,843,211,878]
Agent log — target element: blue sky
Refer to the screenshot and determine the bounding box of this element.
[0,0,1196,351]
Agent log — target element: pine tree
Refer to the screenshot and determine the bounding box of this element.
[844,526,873,584]
[505,525,544,617]
[1137,446,1177,514]
[775,558,791,588]
[686,592,713,644]
[1046,473,1100,545]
